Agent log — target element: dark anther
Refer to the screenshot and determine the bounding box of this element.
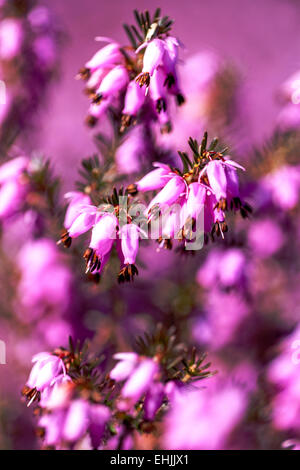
[76,67,91,81]
[120,114,133,133]
[164,73,176,89]
[85,115,98,127]
[127,183,138,196]
[118,264,139,283]
[156,98,167,113]
[58,230,72,248]
[136,72,150,87]
[91,93,103,104]
[176,93,185,106]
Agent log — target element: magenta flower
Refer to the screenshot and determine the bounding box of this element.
[200,158,245,207]
[136,38,165,87]
[147,175,186,214]
[0,156,30,220]
[135,162,175,192]
[85,40,122,73]
[27,352,65,395]
[122,80,146,117]
[93,65,129,103]
[84,213,118,273]
[0,18,23,59]
[110,353,158,404]
[63,191,92,230]
[163,383,246,449]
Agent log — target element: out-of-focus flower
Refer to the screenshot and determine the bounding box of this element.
[197,248,246,288]
[26,352,66,400]
[259,165,300,210]
[17,239,73,321]
[110,353,159,405]
[0,156,30,220]
[247,219,284,258]
[163,383,246,449]
[267,325,300,431]
[0,18,23,59]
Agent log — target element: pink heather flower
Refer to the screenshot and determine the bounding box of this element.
[0,157,29,220]
[17,239,72,321]
[39,395,110,448]
[197,248,246,288]
[27,352,65,393]
[0,18,23,59]
[261,165,300,210]
[247,219,284,258]
[193,290,250,350]
[110,352,139,381]
[163,384,246,450]
[137,38,165,81]
[85,41,122,73]
[122,80,146,116]
[67,205,98,239]
[110,353,158,404]
[135,162,175,192]
[0,157,28,183]
[119,223,143,265]
[184,182,207,220]
[115,125,146,174]
[200,158,245,203]
[149,67,168,112]
[162,36,180,75]
[95,65,129,100]
[147,175,186,214]
[89,213,117,256]
[64,191,92,230]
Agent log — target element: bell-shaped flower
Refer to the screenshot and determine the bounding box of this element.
[85,41,122,73]
[64,191,92,230]
[149,67,168,112]
[147,175,186,214]
[0,156,28,184]
[185,182,207,220]
[0,178,27,219]
[110,352,139,382]
[67,206,97,238]
[122,358,158,403]
[89,213,117,256]
[162,36,180,75]
[27,352,65,392]
[135,162,174,192]
[95,65,129,100]
[119,223,143,265]
[122,80,146,116]
[62,399,90,443]
[136,38,165,87]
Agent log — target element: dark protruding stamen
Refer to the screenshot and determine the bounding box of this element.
[176,93,185,106]
[156,98,167,113]
[58,230,72,248]
[85,115,98,127]
[136,72,150,87]
[164,73,176,89]
[76,67,91,81]
[118,264,139,283]
[120,114,134,133]
[127,183,138,196]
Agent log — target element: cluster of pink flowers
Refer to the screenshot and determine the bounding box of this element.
[23,351,110,449]
[60,191,144,282]
[78,10,184,133]
[133,141,248,245]
[0,0,60,147]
